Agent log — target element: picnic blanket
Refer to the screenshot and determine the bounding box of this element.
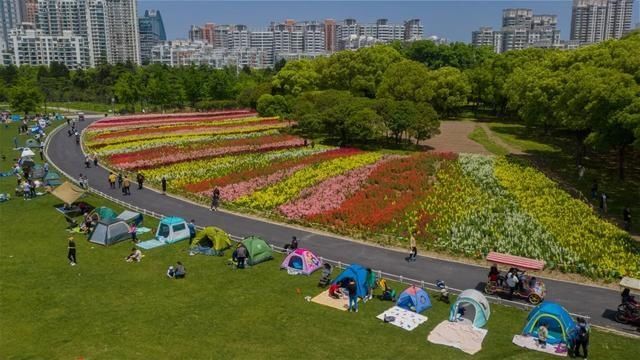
[427,320,488,355]
[135,227,152,234]
[311,290,351,311]
[376,306,428,331]
[512,335,568,357]
[136,239,166,250]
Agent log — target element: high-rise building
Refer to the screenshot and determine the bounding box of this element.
[404,19,423,41]
[323,19,336,52]
[85,0,107,66]
[139,9,165,64]
[201,23,214,44]
[8,25,90,68]
[229,24,249,48]
[20,0,38,23]
[303,22,325,52]
[0,0,21,51]
[188,24,203,42]
[104,0,140,64]
[570,0,634,43]
[249,30,274,67]
[472,8,561,53]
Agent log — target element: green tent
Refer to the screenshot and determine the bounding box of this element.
[44,171,61,186]
[192,226,232,255]
[91,206,117,221]
[241,236,273,265]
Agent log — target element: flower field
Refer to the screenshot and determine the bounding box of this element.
[85,112,640,279]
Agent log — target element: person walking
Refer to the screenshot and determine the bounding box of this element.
[136,173,145,190]
[347,279,358,312]
[573,317,590,359]
[599,192,607,213]
[82,175,89,189]
[623,207,632,231]
[92,154,98,167]
[117,173,123,189]
[210,187,220,211]
[84,155,91,168]
[78,174,85,189]
[405,233,417,262]
[67,237,77,266]
[43,162,49,178]
[123,176,131,195]
[161,176,167,194]
[75,131,80,145]
[236,244,248,269]
[188,220,196,245]
[13,136,18,148]
[38,147,44,161]
[108,173,116,189]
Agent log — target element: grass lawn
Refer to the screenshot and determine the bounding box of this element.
[486,122,639,235]
[468,125,509,156]
[1,122,639,359]
[45,101,113,114]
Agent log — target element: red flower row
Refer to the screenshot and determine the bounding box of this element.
[92,110,254,126]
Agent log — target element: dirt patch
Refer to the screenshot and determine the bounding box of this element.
[422,121,491,154]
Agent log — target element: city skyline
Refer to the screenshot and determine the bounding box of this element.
[139,0,640,42]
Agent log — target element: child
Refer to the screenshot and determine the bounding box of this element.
[328,283,343,299]
[125,248,142,262]
[538,322,548,348]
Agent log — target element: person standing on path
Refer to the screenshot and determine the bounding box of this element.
[75,131,80,145]
[188,220,196,245]
[405,234,417,262]
[84,155,90,168]
[347,279,358,312]
[623,207,632,231]
[123,176,131,195]
[161,176,167,194]
[117,173,123,189]
[136,173,145,190]
[210,187,220,211]
[92,154,98,167]
[67,237,77,266]
[108,173,116,189]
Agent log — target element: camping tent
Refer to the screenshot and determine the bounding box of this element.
[332,264,369,299]
[192,226,232,255]
[280,248,322,275]
[156,217,190,244]
[51,181,85,204]
[44,171,61,186]
[397,286,432,313]
[91,206,117,221]
[522,302,577,345]
[241,236,273,265]
[89,219,131,246]
[117,210,143,225]
[449,289,491,328]
[30,164,45,179]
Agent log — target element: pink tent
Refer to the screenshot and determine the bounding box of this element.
[280,248,322,275]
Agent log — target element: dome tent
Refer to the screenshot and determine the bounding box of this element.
[90,206,117,221]
[332,264,368,299]
[89,219,131,246]
[449,289,491,328]
[156,216,190,244]
[241,236,273,265]
[192,226,232,255]
[397,286,432,313]
[522,301,577,345]
[280,248,322,275]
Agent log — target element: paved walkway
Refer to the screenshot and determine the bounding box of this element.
[45,115,638,334]
[422,121,490,154]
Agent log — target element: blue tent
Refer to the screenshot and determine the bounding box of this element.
[396,286,432,313]
[523,301,577,345]
[332,264,368,299]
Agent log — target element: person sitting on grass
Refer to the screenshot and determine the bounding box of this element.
[125,247,143,262]
[328,283,343,299]
[167,261,186,279]
[537,322,548,349]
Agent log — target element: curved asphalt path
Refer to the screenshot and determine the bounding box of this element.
[47,115,638,335]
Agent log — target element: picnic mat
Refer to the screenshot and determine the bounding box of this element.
[512,335,568,357]
[311,290,352,311]
[376,306,428,331]
[427,320,488,355]
[135,227,152,234]
[136,239,166,250]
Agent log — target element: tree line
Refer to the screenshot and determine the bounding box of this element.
[1,33,638,176]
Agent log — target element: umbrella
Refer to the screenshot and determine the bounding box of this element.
[20,148,36,158]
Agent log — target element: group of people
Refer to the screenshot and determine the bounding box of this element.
[106,172,132,195]
[536,317,590,358]
[325,267,378,313]
[488,264,536,299]
[84,154,99,168]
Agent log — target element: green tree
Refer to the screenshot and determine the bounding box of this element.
[272,59,320,96]
[377,60,433,103]
[426,66,471,117]
[506,66,562,133]
[256,94,289,118]
[410,104,440,144]
[9,79,44,115]
[114,72,141,112]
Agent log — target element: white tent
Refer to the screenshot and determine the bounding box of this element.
[449,289,491,328]
[21,148,36,158]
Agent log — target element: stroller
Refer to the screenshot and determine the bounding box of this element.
[317,263,333,287]
[378,278,396,301]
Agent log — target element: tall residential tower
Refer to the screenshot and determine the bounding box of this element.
[570,0,634,43]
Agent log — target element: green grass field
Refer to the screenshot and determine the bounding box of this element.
[1,121,638,359]
[468,125,509,156]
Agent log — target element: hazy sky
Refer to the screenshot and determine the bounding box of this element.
[138,1,640,42]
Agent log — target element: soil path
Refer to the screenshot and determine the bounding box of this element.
[422,121,490,154]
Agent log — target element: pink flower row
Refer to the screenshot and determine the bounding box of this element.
[90,110,256,129]
[277,161,383,219]
[117,138,306,170]
[201,164,308,202]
